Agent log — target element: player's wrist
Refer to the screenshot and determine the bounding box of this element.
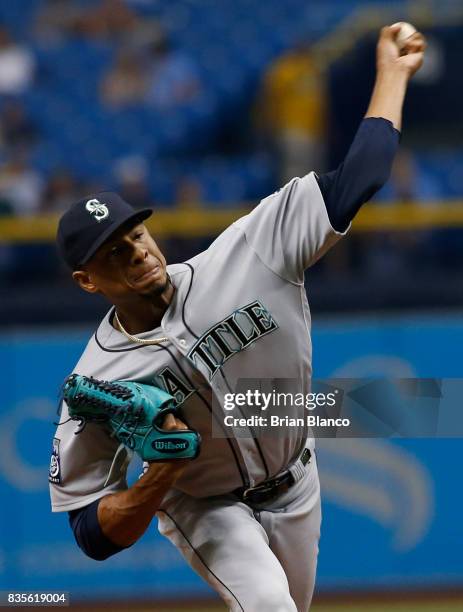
[376,62,410,81]
[144,460,189,480]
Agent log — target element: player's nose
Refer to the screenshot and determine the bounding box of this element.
[130,243,148,265]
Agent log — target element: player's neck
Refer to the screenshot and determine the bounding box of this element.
[113,282,175,335]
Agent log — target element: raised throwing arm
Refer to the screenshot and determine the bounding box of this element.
[316,24,426,232]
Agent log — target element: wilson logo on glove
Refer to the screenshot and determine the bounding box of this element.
[59,374,201,462]
[153,439,190,452]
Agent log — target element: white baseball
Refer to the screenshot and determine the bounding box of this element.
[391,21,417,50]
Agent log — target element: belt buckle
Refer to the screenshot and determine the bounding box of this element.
[242,480,282,504]
[242,482,273,503]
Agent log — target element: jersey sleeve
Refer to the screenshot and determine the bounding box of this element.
[233,171,348,284]
[49,400,130,513]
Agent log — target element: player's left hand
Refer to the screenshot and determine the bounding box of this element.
[376,24,427,79]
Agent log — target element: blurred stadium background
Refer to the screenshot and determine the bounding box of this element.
[0,0,462,610]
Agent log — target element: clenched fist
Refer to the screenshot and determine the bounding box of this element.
[376,24,427,78]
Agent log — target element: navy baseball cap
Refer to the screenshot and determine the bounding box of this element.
[56,192,152,269]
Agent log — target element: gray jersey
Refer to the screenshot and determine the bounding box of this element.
[49,172,345,512]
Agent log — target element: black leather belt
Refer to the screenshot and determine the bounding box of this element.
[233,448,311,506]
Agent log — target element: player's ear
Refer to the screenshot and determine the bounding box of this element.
[72,269,99,294]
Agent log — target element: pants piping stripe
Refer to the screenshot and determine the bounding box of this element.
[158,508,245,612]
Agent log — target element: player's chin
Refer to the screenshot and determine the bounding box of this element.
[136,273,169,298]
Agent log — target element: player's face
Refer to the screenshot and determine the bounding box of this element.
[73,223,169,302]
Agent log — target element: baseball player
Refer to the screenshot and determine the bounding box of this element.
[49,26,425,611]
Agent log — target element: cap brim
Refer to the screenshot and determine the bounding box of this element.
[79,208,153,267]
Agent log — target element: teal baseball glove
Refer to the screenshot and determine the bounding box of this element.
[61,374,201,462]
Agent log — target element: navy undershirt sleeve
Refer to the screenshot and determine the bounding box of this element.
[315,117,401,232]
[68,499,128,561]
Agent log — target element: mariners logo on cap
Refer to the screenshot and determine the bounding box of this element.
[85,198,109,222]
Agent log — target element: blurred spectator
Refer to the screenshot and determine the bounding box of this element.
[145,36,203,109]
[376,149,442,202]
[364,150,442,277]
[388,149,418,202]
[113,155,151,208]
[35,0,143,44]
[257,42,326,183]
[100,49,147,109]
[40,169,83,213]
[0,26,35,94]
[0,100,38,150]
[33,0,83,46]
[74,0,138,41]
[175,176,204,208]
[0,151,43,215]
